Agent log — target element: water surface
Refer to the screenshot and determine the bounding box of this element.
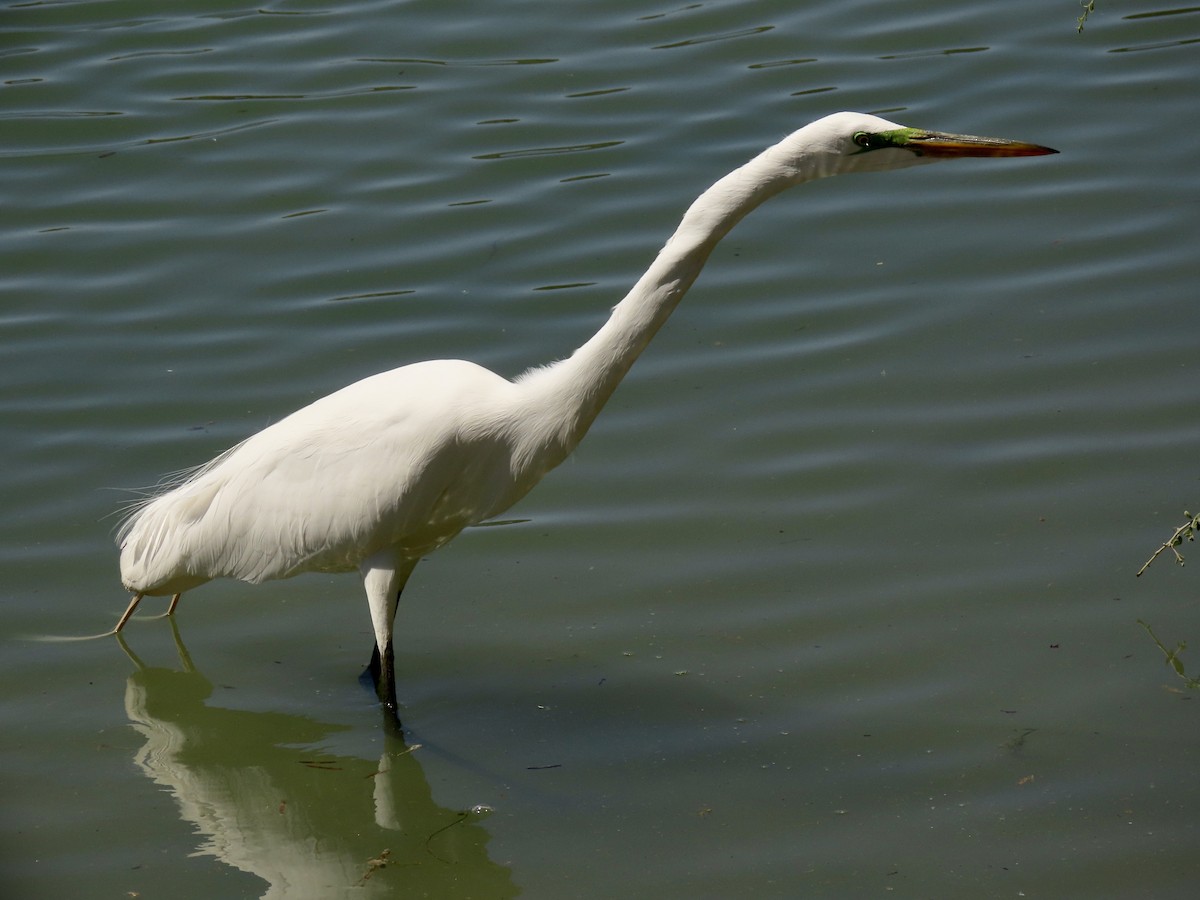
[3,1,1199,897]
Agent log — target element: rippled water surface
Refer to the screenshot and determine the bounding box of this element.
[3,1,1199,897]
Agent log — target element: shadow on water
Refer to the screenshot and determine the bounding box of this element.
[117,625,518,899]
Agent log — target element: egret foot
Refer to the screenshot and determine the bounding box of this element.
[362,643,402,727]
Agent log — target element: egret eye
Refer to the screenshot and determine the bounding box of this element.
[853,131,888,151]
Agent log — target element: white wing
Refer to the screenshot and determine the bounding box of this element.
[119,359,529,595]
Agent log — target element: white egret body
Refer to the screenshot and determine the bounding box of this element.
[115,113,1056,714]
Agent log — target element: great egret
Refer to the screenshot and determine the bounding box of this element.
[115,112,1056,715]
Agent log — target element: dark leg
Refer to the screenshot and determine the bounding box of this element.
[365,643,382,685]
[112,593,145,635]
[359,553,416,726]
[362,638,401,731]
[375,638,399,713]
[361,609,400,724]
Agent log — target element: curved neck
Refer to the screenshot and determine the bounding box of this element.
[518,132,821,449]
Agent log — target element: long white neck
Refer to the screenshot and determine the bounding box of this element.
[518,127,830,453]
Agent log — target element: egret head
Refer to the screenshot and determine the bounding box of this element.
[781,111,1057,179]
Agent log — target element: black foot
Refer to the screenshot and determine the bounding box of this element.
[380,702,404,737]
[360,642,401,731]
[361,643,382,688]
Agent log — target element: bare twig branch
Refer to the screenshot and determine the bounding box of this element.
[1077,1,1097,33]
[1137,510,1200,577]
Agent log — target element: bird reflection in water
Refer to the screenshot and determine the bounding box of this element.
[118,623,517,899]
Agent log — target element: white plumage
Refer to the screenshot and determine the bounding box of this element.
[121,361,536,588]
[114,113,1055,715]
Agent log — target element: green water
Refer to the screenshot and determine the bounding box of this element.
[3,2,1199,897]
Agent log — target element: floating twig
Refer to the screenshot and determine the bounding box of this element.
[1136,510,1200,577]
[1077,1,1097,33]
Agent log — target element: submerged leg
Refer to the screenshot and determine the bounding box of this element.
[366,642,383,685]
[112,593,145,635]
[359,552,419,717]
[114,592,183,633]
